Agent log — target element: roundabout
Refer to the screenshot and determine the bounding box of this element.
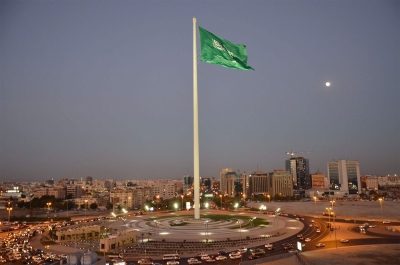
[113,210,304,243]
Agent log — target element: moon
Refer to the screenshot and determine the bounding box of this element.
[325,82,331,87]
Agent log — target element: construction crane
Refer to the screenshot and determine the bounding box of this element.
[285,150,313,158]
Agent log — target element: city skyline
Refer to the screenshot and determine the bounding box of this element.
[1,0,399,182]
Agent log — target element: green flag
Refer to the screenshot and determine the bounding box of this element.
[198,26,254,70]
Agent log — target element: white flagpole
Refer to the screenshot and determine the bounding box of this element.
[193,17,200,220]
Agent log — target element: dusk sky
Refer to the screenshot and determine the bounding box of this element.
[1,0,399,182]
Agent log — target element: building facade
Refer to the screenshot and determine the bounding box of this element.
[327,160,361,194]
[285,157,310,190]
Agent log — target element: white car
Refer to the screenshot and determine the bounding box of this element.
[215,256,227,261]
[340,239,349,243]
[316,243,325,248]
[238,247,247,253]
[304,238,311,242]
[265,243,273,248]
[200,255,211,261]
[383,221,390,224]
[166,261,179,265]
[316,229,321,233]
[205,259,216,263]
[187,258,202,265]
[229,254,241,260]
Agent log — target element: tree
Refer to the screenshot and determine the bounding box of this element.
[147,232,152,242]
[141,233,144,243]
[89,203,98,210]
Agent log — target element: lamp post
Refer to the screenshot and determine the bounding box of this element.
[236,220,242,242]
[219,195,222,210]
[330,200,335,212]
[326,207,331,227]
[181,195,184,211]
[46,202,52,221]
[379,198,383,223]
[156,195,160,212]
[84,199,88,220]
[204,220,209,241]
[6,204,12,223]
[267,194,270,203]
[313,196,317,216]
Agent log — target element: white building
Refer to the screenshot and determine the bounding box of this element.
[327,160,361,195]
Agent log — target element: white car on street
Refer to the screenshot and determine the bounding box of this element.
[188,258,202,265]
[340,239,349,243]
[304,238,311,242]
[215,256,227,261]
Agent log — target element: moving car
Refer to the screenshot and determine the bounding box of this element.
[205,259,216,263]
[316,243,325,248]
[187,258,202,265]
[340,239,349,243]
[316,229,321,233]
[215,256,227,261]
[305,238,311,242]
[228,253,241,260]
[166,261,179,265]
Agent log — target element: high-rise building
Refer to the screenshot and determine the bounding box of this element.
[327,160,361,194]
[270,170,293,197]
[219,168,243,197]
[285,157,310,190]
[248,171,271,196]
[183,174,193,192]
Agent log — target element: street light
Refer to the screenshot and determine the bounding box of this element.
[326,207,331,226]
[156,195,160,212]
[6,203,12,223]
[219,195,222,210]
[330,200,335,211]
[174,203,178,212]
[204,220,209,241]
[267,194,270,203]
[313,196,317,216]
[46,202,52,221]
[181,195,184,211]
[84,199,88,220]
[379,198,383,223]
[234,203,238,211]
[236,220,242,242]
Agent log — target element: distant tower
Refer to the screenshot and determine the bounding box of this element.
[86,176,93,185]
[183,174,193,193]
[285,157,310,191]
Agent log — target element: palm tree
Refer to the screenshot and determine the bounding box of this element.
[147,232,152,242]
[141,233,144,244]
